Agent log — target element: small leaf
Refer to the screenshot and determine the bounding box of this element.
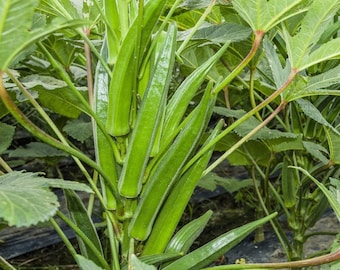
[35,85,88,118]
[0,171,59,227]
[0,171,92,227]
[303,141,329,164]
[8,142,69,158]
[296,99,340,135]
[263,36,291,88]
[199,172,254,193]
[306,65,340,91]
[65,190,103,266]
[75,255,105,270]
[214,107,297,140]
[21,75,67,90]
[326,129,340,164]
[232,0,304,32]
[63,118,93,143]
[178,22,252,43]
[130,255,157,270]
[284,0,340,69]
[291,167,340,222]
[268,136,304,152]
[0,0,87,70]
[0,123,15,155]
[299,37,340,70]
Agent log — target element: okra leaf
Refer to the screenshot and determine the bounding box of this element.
[325,129,340,164]
[8,142,69,158]
[199,172,254,194]
[177,22,252,43]
[214,133,271,166]
[75,255,105,270]
[0,0,87,70]
[0,171,92,227]
[65,190,104,266]
[267,136,305,153]
[303,141,329,164]
[63,118,93,143]
[263,37,291,89]
[284,0,340,69]
[163,212,277,270]
[289,64,340,100]
[214,107,297,140]
[299,37,340,70]
[296,99,340,135]
[291,167,340,222]
[35,85,89,118]
[232,0,304,32]
[130,255,157,270]
[178,0,229,10]
[0,123,15,155]
[38,0,79,19]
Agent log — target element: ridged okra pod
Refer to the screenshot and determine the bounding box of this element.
[106,0,169,136]
[162,42,230,143]
[129,87,217,241]
[142,120,224,254]
[118,23,177,198]
[93,42,118,209]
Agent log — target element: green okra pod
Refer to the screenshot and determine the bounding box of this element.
[162,42,230,143]
[142,119,224,254]
[118,23,177,198]
[106,0,170,137]
[129,85,217,241]
[93,41,118,209]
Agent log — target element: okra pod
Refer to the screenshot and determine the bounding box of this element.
[106,0,170,136]
[93,41,118,209]
[106,24,137,136]
[118,23,177,198]
[162,42,230,143]
[129,87,216,241]
[142,120,224,254]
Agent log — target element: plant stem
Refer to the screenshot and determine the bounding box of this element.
[177,0,216,56]
[213,30,265,94]
[49,217,78,259]
[57,211,111,270]
[106,214,121,270]
[0,72,122,210]
[202,248,340,269]
[0,257,16,270]
[0,156,12,173]
[185,68,298,172]
[204,101,287,175]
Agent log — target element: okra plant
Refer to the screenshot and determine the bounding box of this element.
[1,0,340,269]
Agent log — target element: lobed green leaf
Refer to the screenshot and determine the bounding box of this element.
[0,171,92,227]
